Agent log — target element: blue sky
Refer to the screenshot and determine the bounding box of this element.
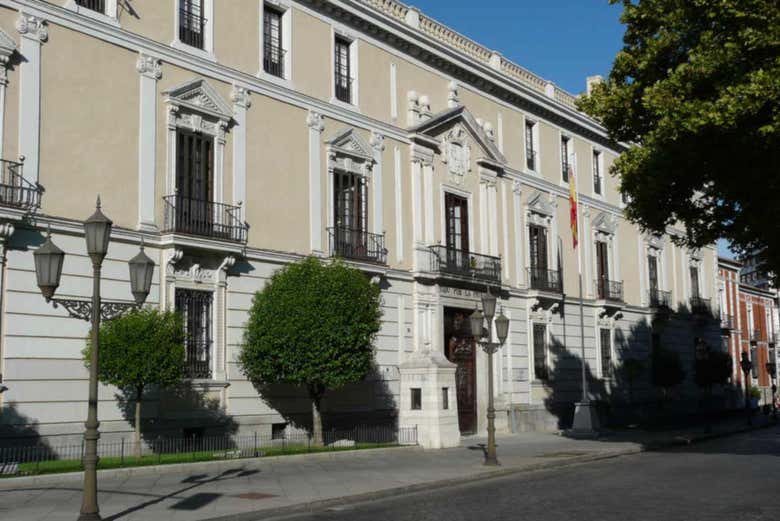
[407,0,626,94]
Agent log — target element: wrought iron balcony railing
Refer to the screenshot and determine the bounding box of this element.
[335,72,353,103]
[690,296,711,315]
[263,42,286,78]
[648,289,672,308]
[595,277,623,302]
[179,7,206,49]
[163,194,248,243]
[328,226,387,264]
[75,0,105,12]
[429,246,501,284]
[527,267,563,293]
[0,158,43,211]
[720,314,735,330]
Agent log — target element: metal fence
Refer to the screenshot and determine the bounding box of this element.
[0,425,417,477]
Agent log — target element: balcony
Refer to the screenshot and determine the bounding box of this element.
[162,194,248,243]
[0,158,43,212]
[263,42,286,78]
[75,0,105,12]
[720,314,735,331]
[328,226,387,264]
[689,296,711,315]
[527,267,563,294]
[648,289,672,309]
[429,245,501,284]
[595,278,623,302]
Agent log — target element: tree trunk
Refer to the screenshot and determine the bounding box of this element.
[309,386,325,447]
[134,386,143,459]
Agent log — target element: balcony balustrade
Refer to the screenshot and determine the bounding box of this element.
[595,277,623,302]
[429,246,501,284]
[690,296,711,315]
[328,226,387,264]
[527,267,563,293]
[648,289,672,309]
[263,42,286,78]
[163,194,248,243]
[0,159,43,212]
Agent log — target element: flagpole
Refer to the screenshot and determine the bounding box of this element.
[574,153,589,406]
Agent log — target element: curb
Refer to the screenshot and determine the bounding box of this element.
[201,422,774,521]
[0,444,420,491]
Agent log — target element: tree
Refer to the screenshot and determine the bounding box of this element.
[578,0,780,277]
[84,308,185,456]
[651,346,685,401]
[239,257,381,446]
[619,358,645,405]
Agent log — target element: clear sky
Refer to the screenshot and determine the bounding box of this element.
[407,0,626,94]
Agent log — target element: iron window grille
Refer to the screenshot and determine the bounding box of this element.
[525,121,536,171]
[334,37,352,103]
[75,0,105,12]
[263,7,285,78]
[593,151,602,194]
[179,0,206,50]
[561,136,570,183]
[600,328,612,378]
[533,323,549,381]
[176,289,214,380]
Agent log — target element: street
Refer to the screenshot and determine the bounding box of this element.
[267,425,780,521]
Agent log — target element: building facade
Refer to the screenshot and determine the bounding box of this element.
[0,0,722,444]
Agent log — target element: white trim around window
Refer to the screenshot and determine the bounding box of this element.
[259,0,292,85]
[523,116,539,174]
[591,147,604,198]
[172,0,217,62]
[63,0,120,27]
[330,26,360,110]
[439,184,474,252]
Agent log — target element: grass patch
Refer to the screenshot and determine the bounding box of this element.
[8,442,398,477]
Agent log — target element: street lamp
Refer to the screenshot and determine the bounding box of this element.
[33,197,154,521]
[766,360,777,420]
[740,352,753,427]
[469,289,509,466]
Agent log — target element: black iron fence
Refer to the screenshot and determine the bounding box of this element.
[328,226,387,264]
[595,278,623,302]
[163,194,248,243]
[0,425,417,477]
[0,159,43,211]
[263,42,286,78]
[527,267,562,293]
[179,6,206,49]
[648,289,671,308]
[429,246,501,283]
[76,0,105,12]
[690,296,711,315]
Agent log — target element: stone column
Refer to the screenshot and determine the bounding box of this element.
[15,13,47,182]
[136,54,162,231]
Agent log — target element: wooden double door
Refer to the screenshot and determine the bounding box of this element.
[444,307,477,435]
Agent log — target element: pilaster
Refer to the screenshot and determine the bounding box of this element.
[307,111,325,255]
[136,53,162,231]
[231,84,251,221]
[370,131,385,236]
[16,13,47,183]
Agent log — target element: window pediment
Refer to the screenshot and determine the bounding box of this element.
[593,212,618,235]
[163,78,233,122]
[0,27,17,58]
[326,128,375,175]
[644,233,665,251]
[527,191,555,217]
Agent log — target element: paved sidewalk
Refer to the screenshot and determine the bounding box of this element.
[0,416,771,521]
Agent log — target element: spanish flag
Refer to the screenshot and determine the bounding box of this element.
[569,160,578,249]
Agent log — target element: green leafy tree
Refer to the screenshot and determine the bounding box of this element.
[239,257,381,446]
[84,308,185,456]
[619,358,645,404]
[651,346,685,400]
[694,350,733,391]
[578,0,780,276]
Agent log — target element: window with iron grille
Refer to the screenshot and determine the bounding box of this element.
[593,150,602,195]
[411,388,422,410]
[561,136,570,183]
[334,37,352,103]
[179,0,206,50]
[76,0,106,13]
[525,121,536,171]
[175,289,213,379]
[533,323,548,380]
[600,328,612,378]
[263,6,284,78]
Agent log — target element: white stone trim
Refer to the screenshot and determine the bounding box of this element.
[411,159,423,248]
[390,62,398,122]
[63,0,119,27]
[259,0,292,83]
[136,53,162,231]
[16,12,47,183]
[501,180,509,282]
[370,131,385,236]
[423,162,434,245]
[171,0,216,61]
[0,28,15,161]
[512,182,523,286]
[231,84,251,219]
[306,110,325,254]
[330,25,359,108]
[393,145,403,263]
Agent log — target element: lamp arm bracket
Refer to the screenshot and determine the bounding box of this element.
[51,298,140,322]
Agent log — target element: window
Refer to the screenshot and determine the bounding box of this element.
[175,289,213,379]
[411,388,422,410]
[525,121,537,171]
[170,130,216,237]
[533,323,549,380]
[75,0,105,12]
[179,0,206,50]
[334,36,353,104]
[263,6,285,78]
[750,347,758,379]
[331,169,368,259]
[593,150,602,195]
[600,328,612,378]
[445,193,469,252]
[690,265,700,299]
[561,136,570,183]
[596,240,609,298]
[442,388,449,410]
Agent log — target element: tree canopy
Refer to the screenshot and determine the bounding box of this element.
[578,0,780,274]
[239,257,382,444]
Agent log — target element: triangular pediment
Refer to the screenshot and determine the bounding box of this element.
[326,128,374,162]
[163,79,232,121]
[408,106,506,166]
[593,212,618,234]
[0,28,16,57]
[527,191,555,216]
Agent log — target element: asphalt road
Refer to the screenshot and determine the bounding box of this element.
[266,425,780,521]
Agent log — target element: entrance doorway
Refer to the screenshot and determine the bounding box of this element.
[444,307,477,434]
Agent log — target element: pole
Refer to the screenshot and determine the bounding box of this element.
[79,261,102,521]
[744,367,752,427]
[485,346,498,465]
[579,273,588,404]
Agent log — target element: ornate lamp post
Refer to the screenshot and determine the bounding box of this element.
[33,198,154,521]
[469,290,509,466]
[766,360,777,420]
[739,352,753,427]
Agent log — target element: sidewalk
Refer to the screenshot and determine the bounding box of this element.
[0,416,772,521]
